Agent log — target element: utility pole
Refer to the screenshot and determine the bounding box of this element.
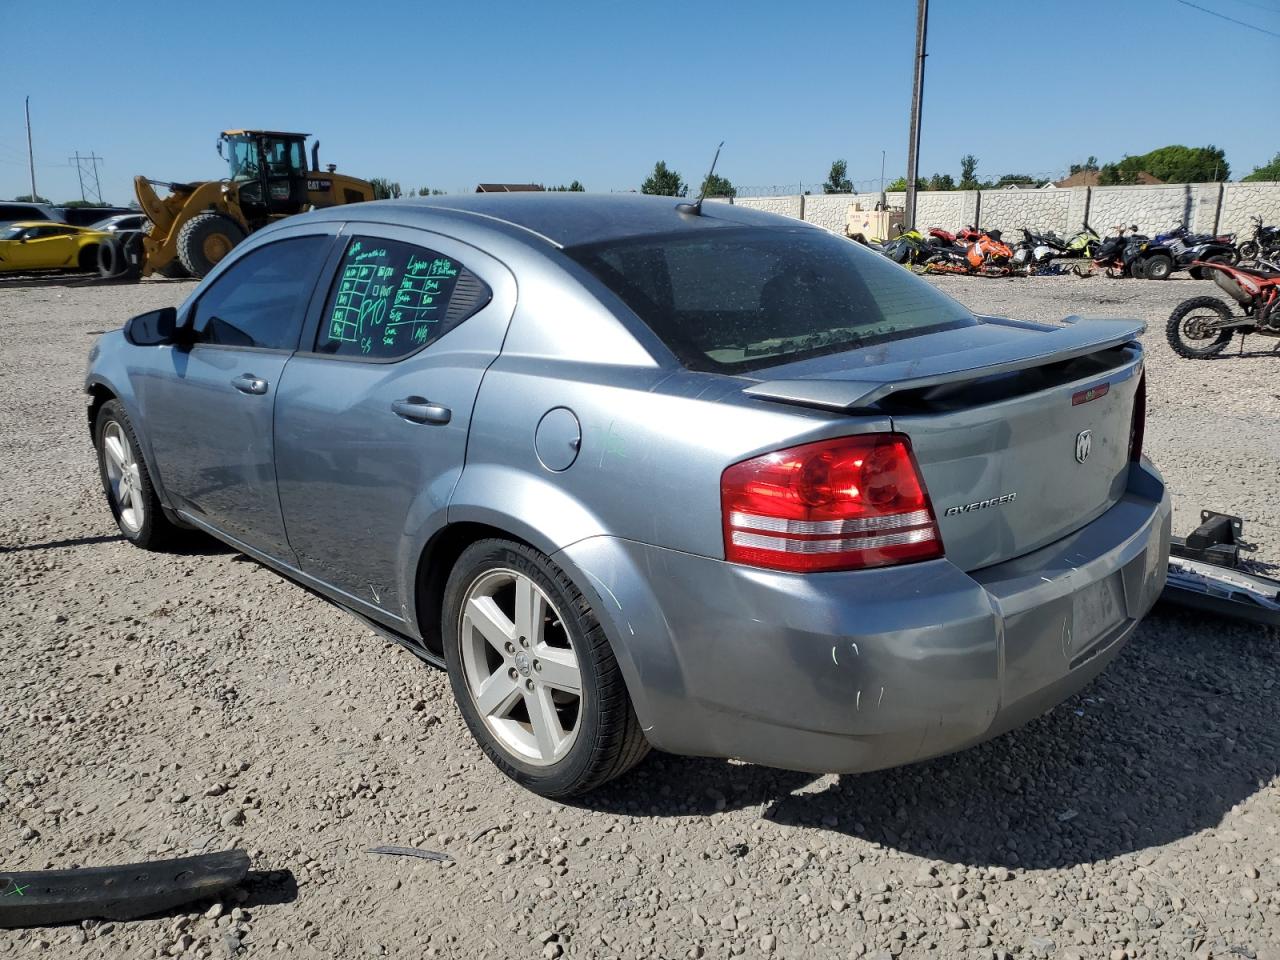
[880,149,886,209]
[904,0,929,229]
[25,96,38,201]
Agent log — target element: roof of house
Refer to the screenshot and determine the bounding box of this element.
[1053,169,1164,188]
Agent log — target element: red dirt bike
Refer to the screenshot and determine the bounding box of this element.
[922,228,1014,277]
[1166,258,1280,358]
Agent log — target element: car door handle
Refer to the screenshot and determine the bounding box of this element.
[392,396,451,425]
[231,373,269,395]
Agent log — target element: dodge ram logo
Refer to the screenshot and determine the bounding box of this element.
[1075,429,1093,463]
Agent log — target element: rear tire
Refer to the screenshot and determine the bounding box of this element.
[442,539,649,797]
[1166,296,1234,358]
[1237,241,1258,262]
[94,400,182,549]
[1144,254,1173,280]
[1129,259,1148,280]
[176,213,246,278]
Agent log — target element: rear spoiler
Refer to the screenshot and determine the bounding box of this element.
[742,316,1145,412]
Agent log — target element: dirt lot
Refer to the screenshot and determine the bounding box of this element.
[1,272,1278,960]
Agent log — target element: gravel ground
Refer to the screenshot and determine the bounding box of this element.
[1,272,1277,960]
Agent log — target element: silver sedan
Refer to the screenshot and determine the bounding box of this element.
[85,194,1171,796]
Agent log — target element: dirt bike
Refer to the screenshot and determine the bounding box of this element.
[1237,215,1280,263]
[1166,258,1280,358]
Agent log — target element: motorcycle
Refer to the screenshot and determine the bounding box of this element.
[1237,215,1280,263]
[1011,227,1066,270]
[1059,224,1101,258]
[1166,258,1280,358]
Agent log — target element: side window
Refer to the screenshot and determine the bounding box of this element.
[314,236,492,360]
[192,235,329,350]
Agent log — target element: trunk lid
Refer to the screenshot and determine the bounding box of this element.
[742,316,1145,571]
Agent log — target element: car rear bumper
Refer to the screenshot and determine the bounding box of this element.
[556,460,1170,774]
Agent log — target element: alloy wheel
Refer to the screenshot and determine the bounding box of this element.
[458,568,583,767]
[101,421,144,533]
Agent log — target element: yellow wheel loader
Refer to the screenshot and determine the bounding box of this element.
[110,130,374,280]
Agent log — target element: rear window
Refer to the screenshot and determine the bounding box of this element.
[567,226,976,373]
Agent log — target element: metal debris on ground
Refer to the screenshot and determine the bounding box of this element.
[366,845,453,862]
[1160,511,1280,626]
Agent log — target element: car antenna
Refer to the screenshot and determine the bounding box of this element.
[677,141,724,217]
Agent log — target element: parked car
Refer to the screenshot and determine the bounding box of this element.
[0,201,65,229]
[85,194,1171,797]
[0,221,108,273]
[60,205,133,227]
[88,213,150,234]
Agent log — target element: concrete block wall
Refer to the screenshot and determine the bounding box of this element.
[724,180,1280,242]
[1087,185,1193,237]
[1220,182,1280,236]
[979,189,1071,240]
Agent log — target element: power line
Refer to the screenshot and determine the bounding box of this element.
[1220,0,1280,16]
[1173,0,1280,37]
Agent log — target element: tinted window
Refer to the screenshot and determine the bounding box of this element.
[193,235,329,350]
[567,227,976,373]
[0,205,46,221]
[314,236,491,360]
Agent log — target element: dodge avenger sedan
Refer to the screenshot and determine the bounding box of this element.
[85,194,1171,797]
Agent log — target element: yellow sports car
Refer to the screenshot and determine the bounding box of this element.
[0,221,109,273]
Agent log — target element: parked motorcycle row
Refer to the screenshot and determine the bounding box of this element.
[874,214,1279,282]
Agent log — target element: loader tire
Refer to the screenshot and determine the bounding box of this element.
[176,213,245,279]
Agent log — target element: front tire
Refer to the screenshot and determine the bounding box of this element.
[442,539,649,797]
[94,400,181,549]
[176,213,246,278]
[1144,254,1173,280]
[1166,296,1234,358]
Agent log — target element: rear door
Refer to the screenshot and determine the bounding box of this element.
[274,226,516,624]
[137,228,336,559]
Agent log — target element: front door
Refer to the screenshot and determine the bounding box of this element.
[274,228,515,623]
[137,231,334,559]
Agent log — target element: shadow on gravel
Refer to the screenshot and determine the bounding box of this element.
[579,611,1279,870]
[0,534,124,553]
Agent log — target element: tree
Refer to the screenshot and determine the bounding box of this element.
[369,178,402,200]
[993,173,1042,188]
[14,194,50,203]
[823,159,853,194]
[927,172,955,191]
[414,186,445,196]
[885,176,926,192]
[1098,145,1229,184]
[1068,155,1099,176]
[1243,153,1280,182]
[958,155,980,190]
[548,181,587,192]
[640,161,686,197]
[699,172,736,198]
[61,199,111,208]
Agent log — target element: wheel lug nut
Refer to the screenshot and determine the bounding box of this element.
[508,668,518,680]
[533,661,541,672]
[519,636,528,648]
[525,679,534,691]
[504,642,515,654]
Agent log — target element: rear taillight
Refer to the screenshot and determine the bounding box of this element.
[721,434,943,573]
[1129,373,1146,462]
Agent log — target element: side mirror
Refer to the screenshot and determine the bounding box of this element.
[124,306,184,346]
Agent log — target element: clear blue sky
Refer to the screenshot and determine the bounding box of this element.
[3,0,1277,205]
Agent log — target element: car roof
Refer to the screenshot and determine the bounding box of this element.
[306,192,805,249]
